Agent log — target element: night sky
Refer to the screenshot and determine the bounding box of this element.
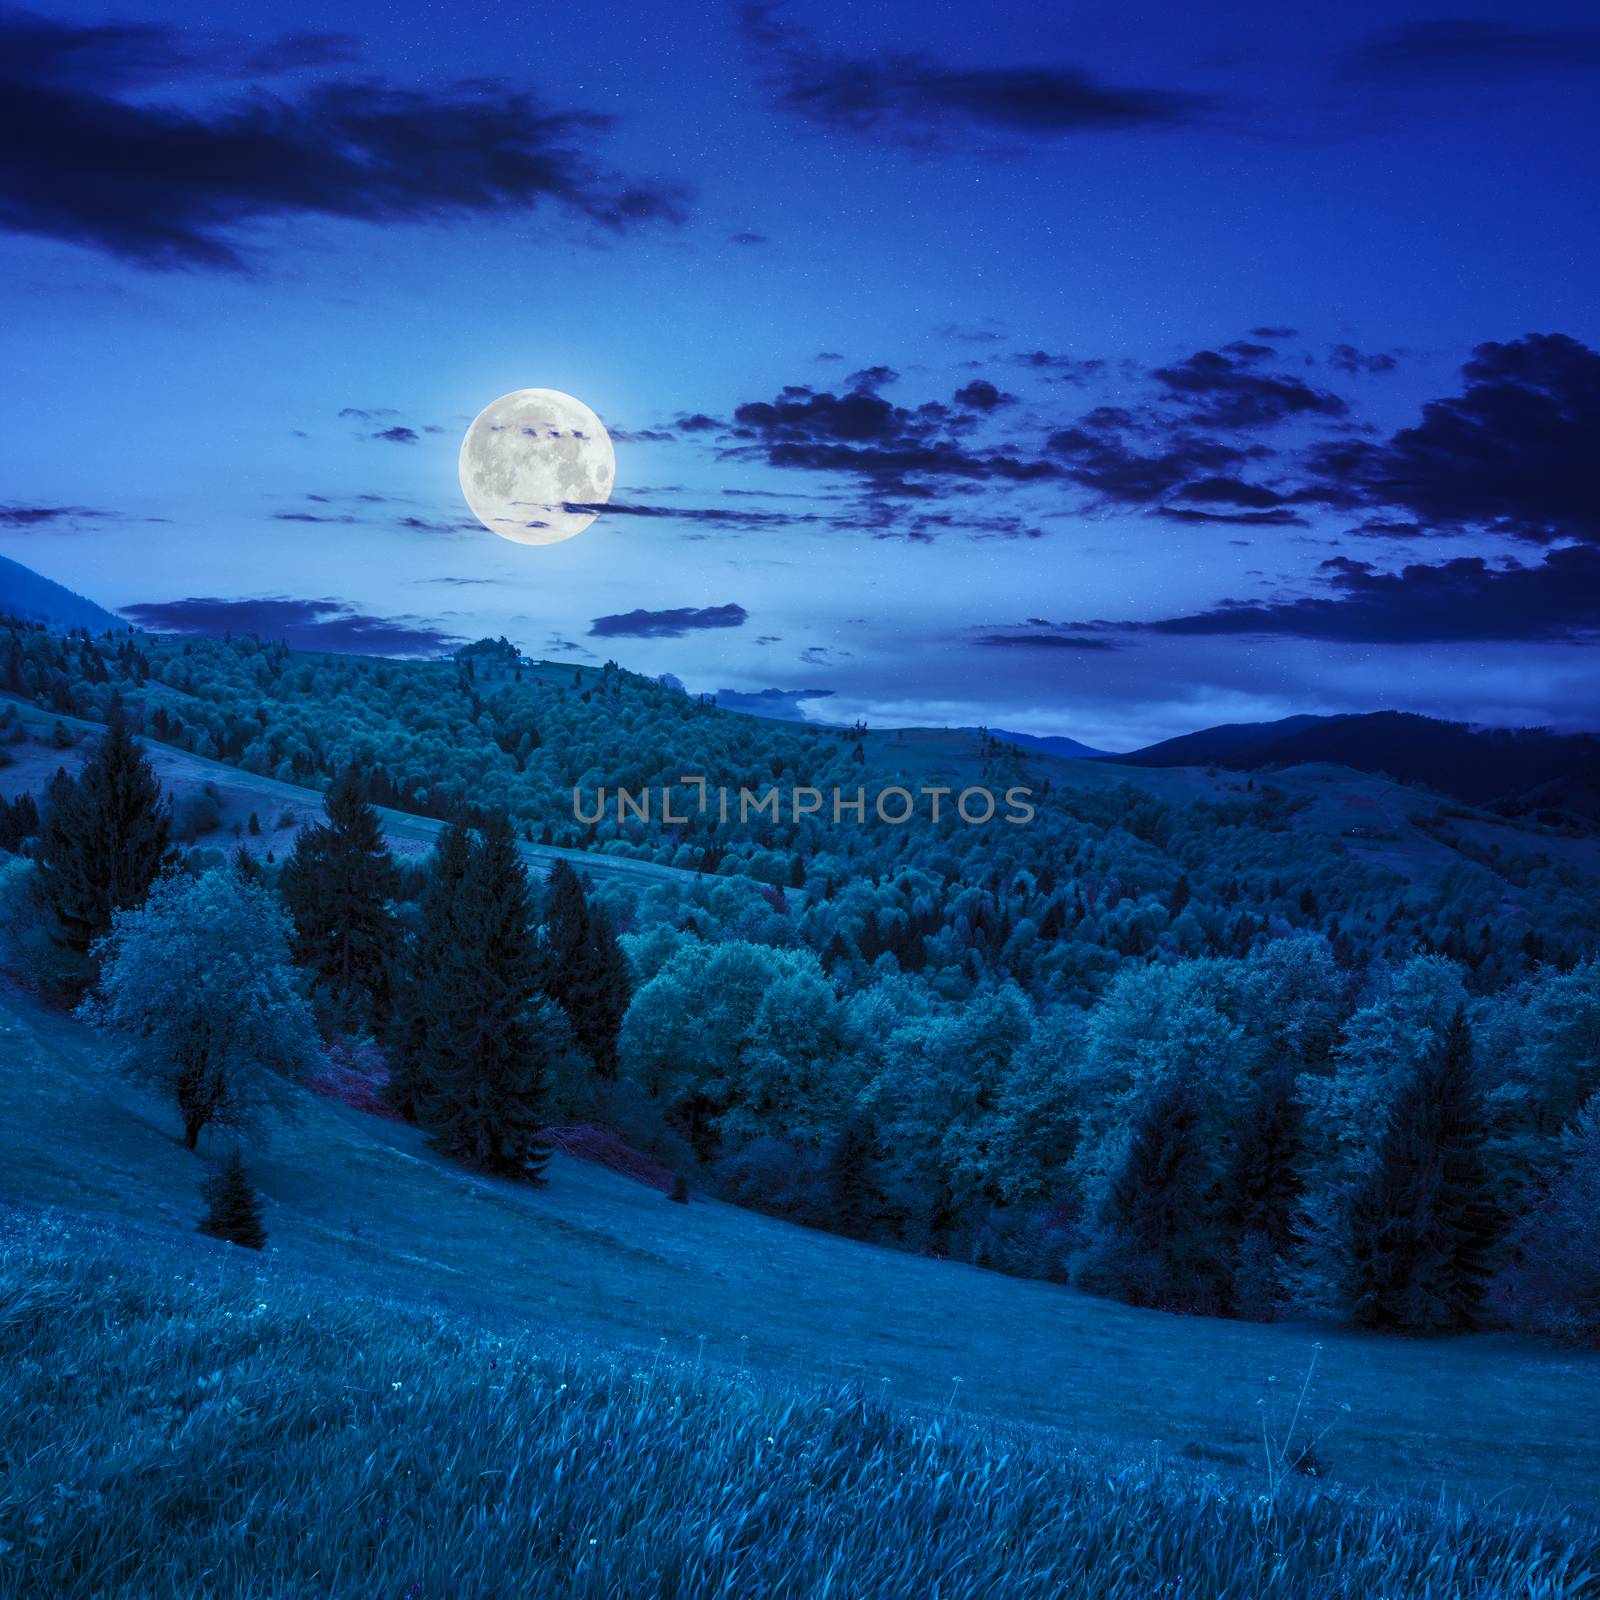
[3,0,1598,749]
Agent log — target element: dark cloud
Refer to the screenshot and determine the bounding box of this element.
[675,412,722,432]
[972,631,1117,650]
[730,370,1060,492]
[1173,476,1287,508]
[1309,333,1600,543]
[396,515,479,534]
[1329,343,1399,375]
[1013,351,1107,380]
[372,426,419,444]
[814,351,846,362]
[1343,20,1600,80]
[1250,326,1298,339]
[953,378,1014,411]
[588,603,750,639]
[120,596,459,655]
[0,503,119,527]
[338,406,399,421]
[563,499,805,529]
[0,12,686,268]
[741,1,1212,147]
[271,510,359,524]
[1046,411,1257,503]
[611,427,675,442]
[1154,506,1308,528]
[729,230,769,245]
[1120,546,1600,644]
[1151,349,1347,428]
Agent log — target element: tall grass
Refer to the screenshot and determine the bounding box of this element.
[2,1209,1597,1599]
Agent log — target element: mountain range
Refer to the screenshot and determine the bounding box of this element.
[1116,712,1600,826]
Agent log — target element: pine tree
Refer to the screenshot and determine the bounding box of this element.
[825,1115,887,1240]
[198,1150,267,1249]
[1222,1066,1303,1317]
[1088,1074,1220,1312]
[540,859,629,1077]
[1343,1006,1500,1332]
[421,812,554,1181]
[35,704,171,960]
[280,766,400,1025]
[386,817,472,1120]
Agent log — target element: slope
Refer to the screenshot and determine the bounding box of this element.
[2,978,1598,1511]
[0,553,125,634]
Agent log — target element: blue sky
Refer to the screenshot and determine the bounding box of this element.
[3,0,1598,747]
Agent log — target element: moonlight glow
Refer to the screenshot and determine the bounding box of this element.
[458,389,616,546]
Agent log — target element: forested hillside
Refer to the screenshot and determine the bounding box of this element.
[3,613,1598,1342]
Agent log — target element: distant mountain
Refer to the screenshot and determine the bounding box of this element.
[1119,710,1600,826]
[0,553,125,634]
[981,727,1110,759]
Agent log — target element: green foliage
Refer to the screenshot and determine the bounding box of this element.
[417,813,556,1181]
[1081,1074,1222,1312]
[1494,1093,1600,1343]
[1343,1008,1500,1331]
[540,860,630,1077]
[278,767,400,1025]
[34,706,171,963]
[197,1150,266,1250]
[79,869,320,1149]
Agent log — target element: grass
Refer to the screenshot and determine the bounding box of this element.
[3,979,1600,1520]
[4,1213,1599,1600]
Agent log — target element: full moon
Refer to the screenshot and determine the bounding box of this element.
[458,389,616,546]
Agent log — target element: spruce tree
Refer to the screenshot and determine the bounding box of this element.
[421,812,554,1181]
[1091,1074,1220,1311]
[386,817,472,1121]
[1343,1006,1500,1332]
[35,704,171,960]
[1222,1066,1304,1315]
[198,1151,268,1250]
[825,1115,887,1240]
[280,766,400,1026]
[540,859,630,1076]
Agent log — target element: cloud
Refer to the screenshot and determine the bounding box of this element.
[396,515,480,534]
[953,378,1014,411]
[120,596,460,655]
[1117,546,1600,644]
[1154,506,1308,528]
[270,510,359,524]
[372,426,419,444]
[741,1,1212,147]
[972,630,1117,650]
[729,370,1060,492]
[1308,333,1600,543]
[729,230,768,245]
[1151,348,1347,428]
[563,498,804,529]
[1329,343,1399,375]
[0,503,120,526]
[1343,20,1600,80]
[0,12,686,268]
[588,603,750,639]
[1046,411,1258,503]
